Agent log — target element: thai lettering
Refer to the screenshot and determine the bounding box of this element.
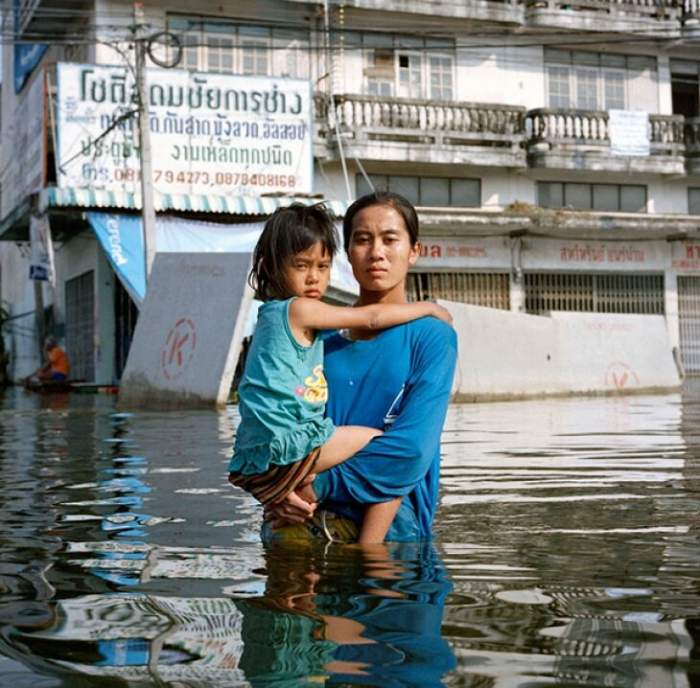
[77,67,307,115]
[560,244,606,262]
[171,144,292,165]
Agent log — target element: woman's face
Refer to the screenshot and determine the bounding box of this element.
[347,204,421,303]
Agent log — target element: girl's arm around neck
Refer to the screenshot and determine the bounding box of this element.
[288,297,452,332]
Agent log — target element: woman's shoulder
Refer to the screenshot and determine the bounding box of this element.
[407,314,457,343]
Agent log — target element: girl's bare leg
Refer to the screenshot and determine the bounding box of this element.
[315,426,382,472]
[358,497,402,544]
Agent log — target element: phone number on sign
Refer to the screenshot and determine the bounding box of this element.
[112,168,297,188]
[156,170,297,187]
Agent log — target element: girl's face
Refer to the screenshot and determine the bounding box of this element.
[282,241,332,300]
[348,204,420,303]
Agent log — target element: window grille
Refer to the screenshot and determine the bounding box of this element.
[65,271,95,382]
[678,276,700,374]
[407,272,510,310]
[524,273,664,315]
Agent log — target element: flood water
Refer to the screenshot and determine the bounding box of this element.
[0,384,698,687]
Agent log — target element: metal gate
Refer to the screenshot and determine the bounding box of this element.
[524,273,665,315]
[406,272,510,310]
[65,270,95,382]
[678,276,700,374]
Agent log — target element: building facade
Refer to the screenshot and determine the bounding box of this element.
[2,0,700,387]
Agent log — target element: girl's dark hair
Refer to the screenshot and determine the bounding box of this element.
[250,202,339,301]
[342,191,420,251]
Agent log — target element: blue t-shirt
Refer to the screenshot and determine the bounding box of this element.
[229,298,335,475]
[315,317,458,542]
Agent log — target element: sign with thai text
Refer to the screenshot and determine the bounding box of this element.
[0,68,46,220]
[609,110,650,157]
[56,63,313,197]
[414,237,510,268]
[671,242,700,272]
[522,238,667,271]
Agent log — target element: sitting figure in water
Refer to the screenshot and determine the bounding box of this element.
[25,336,70,385]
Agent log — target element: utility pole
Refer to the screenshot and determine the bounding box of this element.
[133,3,157,283]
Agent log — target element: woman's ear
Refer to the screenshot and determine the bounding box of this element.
[408,241,421,266]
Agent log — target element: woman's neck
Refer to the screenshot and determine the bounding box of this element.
[355,289,408,307]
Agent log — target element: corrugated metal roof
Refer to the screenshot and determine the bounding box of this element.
[39,187,350,217]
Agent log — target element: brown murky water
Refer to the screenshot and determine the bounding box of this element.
[0,384,698,686]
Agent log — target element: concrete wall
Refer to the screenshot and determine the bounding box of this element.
[446,301,681,401]
[119,252,253,409]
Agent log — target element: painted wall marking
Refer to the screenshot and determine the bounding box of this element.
[162,318,197,380]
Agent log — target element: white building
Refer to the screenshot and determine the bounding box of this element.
[2,0,700,393]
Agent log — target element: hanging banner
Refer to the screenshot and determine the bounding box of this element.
[87,213,358,308]
[609,110,650,157]
[57,63,313,197]
[89,214,146,306]
[29,213,55,283]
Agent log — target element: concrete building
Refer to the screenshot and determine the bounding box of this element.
[2,0,700,395]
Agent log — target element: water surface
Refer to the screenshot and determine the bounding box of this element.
[0,385,698,686]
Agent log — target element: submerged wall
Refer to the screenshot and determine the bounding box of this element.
[119,252,253,409]
[445,301,682,400]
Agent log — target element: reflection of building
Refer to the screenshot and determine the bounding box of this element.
[8,594,248,683]
[5,1,700,385]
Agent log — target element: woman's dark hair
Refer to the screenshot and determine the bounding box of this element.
[250,202,339,301]
[342,191,420,251]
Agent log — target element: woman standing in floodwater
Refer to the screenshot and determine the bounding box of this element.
[265,191,458,542]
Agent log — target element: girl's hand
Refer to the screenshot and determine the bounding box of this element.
[430,303,453,325]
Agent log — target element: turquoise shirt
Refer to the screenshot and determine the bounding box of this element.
[229,298,335,475]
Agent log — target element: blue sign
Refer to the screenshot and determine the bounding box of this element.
[14,44,47,92]
[88,212,146,306]
[13,0,47,93]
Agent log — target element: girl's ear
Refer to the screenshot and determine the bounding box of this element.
[408,241,421,267]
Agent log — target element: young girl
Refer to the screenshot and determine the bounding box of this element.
[228,202,451,544]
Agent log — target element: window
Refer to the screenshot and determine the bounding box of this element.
[357,174,480,208]
[689,188,700,215]
[407,272,510,309]
[545,50,657,111]
[360,33,455,100]
[430,56,454,101]
[167,16,309,78]
[547,65,571,108]
[538,182,647,213]
[524,273,664,315]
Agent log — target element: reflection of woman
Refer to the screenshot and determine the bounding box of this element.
[235,541,456,686]
[267,192,458,542]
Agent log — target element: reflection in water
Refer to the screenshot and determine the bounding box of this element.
[0,386,699,686]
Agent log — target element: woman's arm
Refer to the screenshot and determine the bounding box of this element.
[314,321,457,505]
[289,298,452,333]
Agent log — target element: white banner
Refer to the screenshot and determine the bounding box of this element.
[609,110,650,157]
[56,63,313,197]
[29,213,55,284]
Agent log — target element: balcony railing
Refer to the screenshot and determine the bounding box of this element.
[315,94,526,151]
[526,108,684,157]
[525,0,679,17]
